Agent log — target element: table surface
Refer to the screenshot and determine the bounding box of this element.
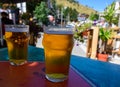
[0,46,120,87]
[0,62,92,87]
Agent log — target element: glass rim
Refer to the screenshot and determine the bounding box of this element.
[5,25,29,32]
[5,25,29,28]
[44,26,74,34]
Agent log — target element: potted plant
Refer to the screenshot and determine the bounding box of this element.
[74,22,92,43]
[97,27,113,61]
[102,2,117,27]
[97,2,117,62]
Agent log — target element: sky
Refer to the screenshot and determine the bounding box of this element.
[77,0,115,12]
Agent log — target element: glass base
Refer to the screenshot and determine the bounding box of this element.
[46,73,68,82]
[10,61,27,66]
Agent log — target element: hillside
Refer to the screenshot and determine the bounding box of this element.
[56,0,97,15]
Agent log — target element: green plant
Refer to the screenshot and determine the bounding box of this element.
[74,22,92,42]
[21,13,30,20]
[89,13,99,21]
[98,27,113,54]
[102,2,117,26]
[34,1,50,25]
[97,2,117,54]
[99,28,112,41]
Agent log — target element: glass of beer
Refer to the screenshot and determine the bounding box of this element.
[42,26,74,82]
[5,25,29,66]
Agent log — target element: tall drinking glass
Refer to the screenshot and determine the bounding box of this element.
[42,27,74,82]
[5,25,29,66]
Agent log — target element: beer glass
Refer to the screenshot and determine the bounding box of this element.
[42,27,74,82]
[5,25,29,66]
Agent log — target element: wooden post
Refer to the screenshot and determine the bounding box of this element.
[86,29,93,57]
[86,26,99,59]
[90,26,99,59]
[112,27,120,55]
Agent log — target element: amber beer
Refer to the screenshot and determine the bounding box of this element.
[42,27,74,82]
[5,25,29,66]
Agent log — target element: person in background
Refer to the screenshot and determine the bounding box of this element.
[98,19,109,28]
[48,15,54,22]
[1,12,13,47]
[1,12,13,25]
[47,14,55,26]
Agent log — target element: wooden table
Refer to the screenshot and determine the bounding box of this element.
[0,62,92,87]
[0,46,94,87]
[1,46,120,87]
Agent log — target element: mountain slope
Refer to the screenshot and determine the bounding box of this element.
[56,0,97,15]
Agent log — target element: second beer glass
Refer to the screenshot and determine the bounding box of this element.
[42,27,74,82]
[5,25,29,66]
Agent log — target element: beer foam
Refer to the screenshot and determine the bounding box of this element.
[5,25,29,32]
[44,26,74,34]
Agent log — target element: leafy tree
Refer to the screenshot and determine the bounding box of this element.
[26,1,39,15]
[50,0,57,18]
[49,1,79,22]
[26,0,47,15]
[63,7,70,20]
[63,7,78,21]
[69,8,78,21]
[67,0,77,3]
[89,13,99,21]
[34,1,50,25]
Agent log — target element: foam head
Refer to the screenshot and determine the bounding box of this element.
[44,26,74,34]
[5,25,29,32]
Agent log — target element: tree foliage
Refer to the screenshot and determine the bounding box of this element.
[26,1,41,15]
[50,0,57,18]
[57,6,78,21]
[102,2,116,26]
[34,1,50,25]
[67,0,78,3]
[69,8,78,21]
[89,13,99,21]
